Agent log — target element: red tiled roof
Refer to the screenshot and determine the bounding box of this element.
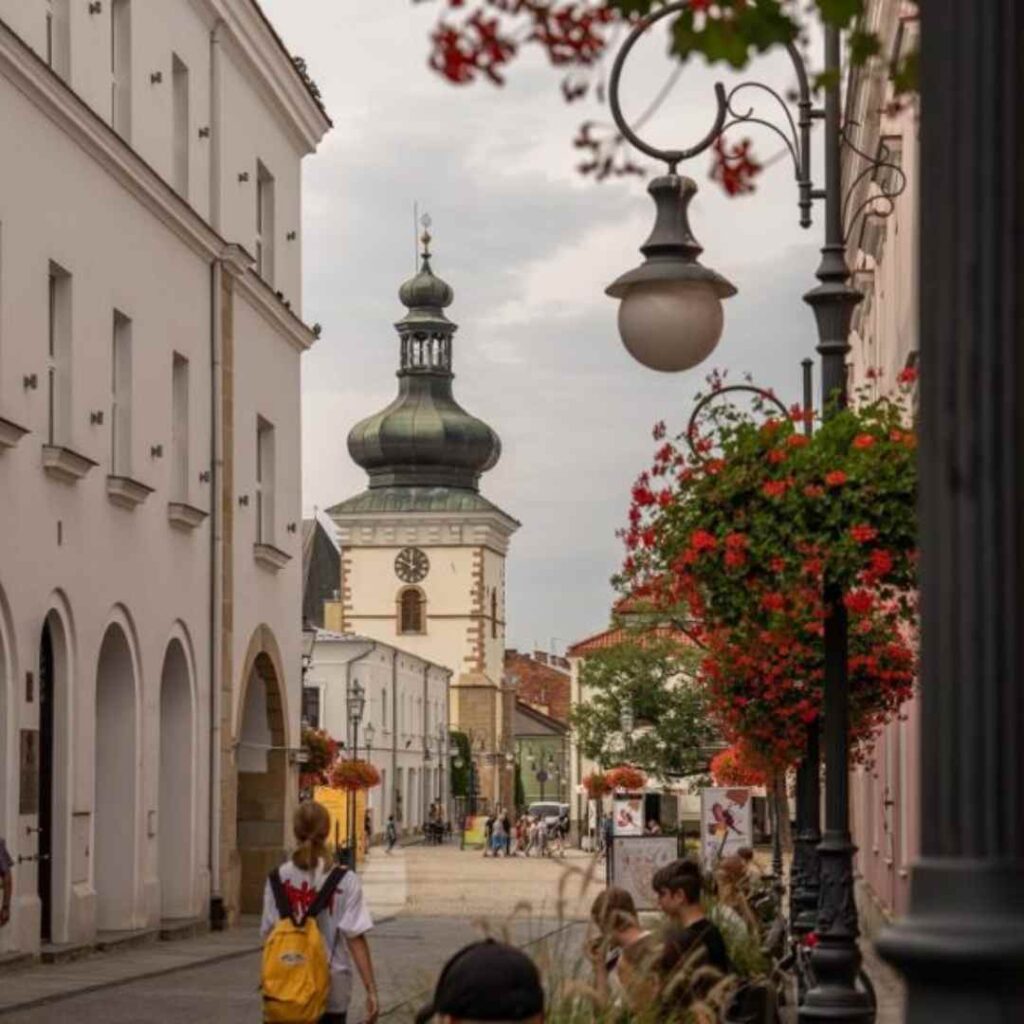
[567,624,693,657]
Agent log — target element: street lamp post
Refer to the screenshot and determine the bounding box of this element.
[606,7,883,1021]
[346,680,366,864]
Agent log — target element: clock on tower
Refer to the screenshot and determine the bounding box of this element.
[395,547,430,583]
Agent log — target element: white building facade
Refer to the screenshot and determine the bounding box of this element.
[842,1,920,932]
[327,235,519,812]
[303,632,452,834]
[0,0,328,955]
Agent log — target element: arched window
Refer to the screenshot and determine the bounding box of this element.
[398,587,425,634]
[491,589,498,639]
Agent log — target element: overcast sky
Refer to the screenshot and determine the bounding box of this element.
[263,1,821,654]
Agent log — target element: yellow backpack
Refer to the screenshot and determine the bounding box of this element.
[261,865,346,1024]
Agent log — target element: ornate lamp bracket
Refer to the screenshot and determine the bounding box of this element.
[608,0,819,226]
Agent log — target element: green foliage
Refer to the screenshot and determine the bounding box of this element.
[450,729,471,797]
[569,636,716,777]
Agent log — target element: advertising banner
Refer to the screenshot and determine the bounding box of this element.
[612,793,644,836]
[699,786,752,866]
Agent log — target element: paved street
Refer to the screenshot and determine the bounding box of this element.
[0,844,597,1023]
[0,843,903,1023]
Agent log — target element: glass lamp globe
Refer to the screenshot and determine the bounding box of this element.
[617,279,725,372]
[607,174,736,374]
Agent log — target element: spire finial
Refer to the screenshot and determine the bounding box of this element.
[420,213,433,264]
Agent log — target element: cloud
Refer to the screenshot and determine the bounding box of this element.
[268,0,822,649]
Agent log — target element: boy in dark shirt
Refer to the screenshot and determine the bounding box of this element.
[653,863,732,981]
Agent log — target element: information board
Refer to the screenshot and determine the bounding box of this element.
[610,835,679,910]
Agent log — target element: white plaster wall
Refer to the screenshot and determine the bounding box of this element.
[307,637,449,831]
[0,78,214,952]
[343,545,481,679]
[230,290,302,766]
[216,44,303,310]
[0,0,324,954]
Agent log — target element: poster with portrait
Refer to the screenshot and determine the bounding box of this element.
[612,793,644,836]
[610,836,679,910]
[700,786,752,866]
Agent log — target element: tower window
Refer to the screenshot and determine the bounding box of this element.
[398,587,425,635]
[491,589,498,640]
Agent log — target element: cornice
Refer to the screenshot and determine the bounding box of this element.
[331,508,519,556]
[198,0,331,153]
[0,20,224,262]
[0,25,320,355]
[235,266,318,352]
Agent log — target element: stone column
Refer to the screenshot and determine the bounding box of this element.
[876,3,1024,1018]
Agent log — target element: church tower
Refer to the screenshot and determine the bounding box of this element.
[327,230,519,810]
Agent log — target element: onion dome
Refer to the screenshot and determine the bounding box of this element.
[347,231,502,491]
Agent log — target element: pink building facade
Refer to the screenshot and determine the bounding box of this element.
[842,1,921,934]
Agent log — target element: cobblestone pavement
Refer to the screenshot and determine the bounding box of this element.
[0,842,903,1022]
[0,843,595,1022]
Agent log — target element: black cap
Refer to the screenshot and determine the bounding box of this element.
[414,940,544,1023]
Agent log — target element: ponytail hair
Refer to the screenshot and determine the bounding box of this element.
[292,800,330,871]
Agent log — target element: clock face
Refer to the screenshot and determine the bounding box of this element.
[395,547,430,584]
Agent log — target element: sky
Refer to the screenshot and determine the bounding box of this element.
[262,1,822,655]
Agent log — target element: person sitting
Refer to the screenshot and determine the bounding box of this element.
[651,858,702,919]
[657,872,731,974]
[586,887,657,1012]
[645,819,663,836]
[714,855,761,942]
[414,939,544,1024]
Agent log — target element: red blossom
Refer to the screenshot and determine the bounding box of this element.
[898,366,918,385]
[850,524,879,544]
[786,434,810,449]
[825,470,848,487]
[844,590,874,615]
[853,434,876,450]
[762,479,789,499]
[689,529,716,552]
[767,449,787,464]
[804,484,825,499]
[868,548,894,577]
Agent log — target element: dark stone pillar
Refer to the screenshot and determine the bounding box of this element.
[876,3,1024,1019]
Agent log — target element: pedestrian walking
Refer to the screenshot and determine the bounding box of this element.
[385,815,398,854]
[364,808,373,854]
[491,811,507,858]
[414,939,544,1024]
[260,801,379,1024]
[0,835,13,928]
[483,813,495,857]
[501,809,513,857]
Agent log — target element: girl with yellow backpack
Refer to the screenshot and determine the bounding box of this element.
[260,801,379,1023]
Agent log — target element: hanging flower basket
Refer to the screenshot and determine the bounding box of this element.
[301,726,340,787]
[710,744,768,788]
[606,764,647,792]
[329,759,381,792]
[582,771,611,799]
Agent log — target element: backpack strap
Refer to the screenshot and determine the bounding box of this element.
[268,868,295,925]
[307,866,347,920]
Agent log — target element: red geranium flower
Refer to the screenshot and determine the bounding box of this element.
[825,470,847,487]
[762,480,789,498]
[850,524,879,544]
[898,366,918,385]
[853,434,876,450]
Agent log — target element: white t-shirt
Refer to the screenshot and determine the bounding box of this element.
[260,858,374,1013]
